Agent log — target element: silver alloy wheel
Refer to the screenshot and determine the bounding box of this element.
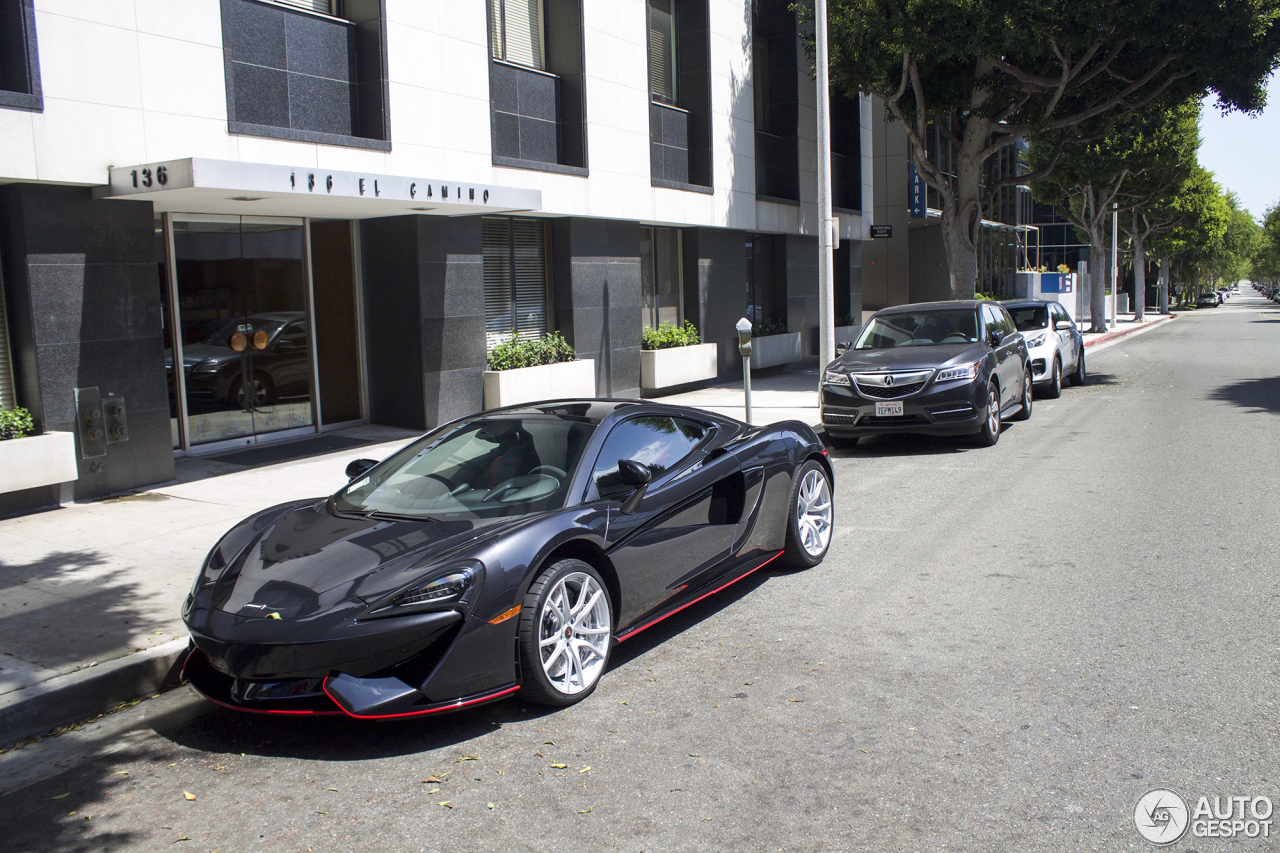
[538,571,611,696]
[795,468,833,558]
[986,385,1000,436]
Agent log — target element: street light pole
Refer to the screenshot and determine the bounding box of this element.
[815,0,836,373]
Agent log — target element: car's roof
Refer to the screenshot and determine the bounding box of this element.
[473,399,742,427]
[875,300,989,314]
[1003,300,1054,309]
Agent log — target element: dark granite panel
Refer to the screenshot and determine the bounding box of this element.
[68,407,175,501]
[515,67,558,122]
[26,262,159,346]
[223,0,287,69]
[288,72,356,136]
[660,107,688,149]
[0,484,60,519]
[417,260,483,319]
[606,304,642,347]
[423,367,484,427]
[567,306,604,354]
[415,216,483,265]
[492,110,520,160]
[607,344,641,399]
[18,190,153,265]
[232,62,289,128]
[421,315,486,373]
[227,121,391,149]
[650,141,664,183]
[662,144,689,185]
[518,116,558,165]
[489,62,517,114]
[284,12,355,81]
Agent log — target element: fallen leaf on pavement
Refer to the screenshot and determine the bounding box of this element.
[183,791,196,801]
[457,755,480,762]
[550,763,567,769]
[438,801,453,808]
[487,802,495,809]
[579,766,591,773]
[51,793,70,800]
[326,787,338,792]
[576,806,593,814]
[421,777,443,784]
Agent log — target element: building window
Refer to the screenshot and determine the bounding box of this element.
[483,217,550,350]
[0,259,16,410]
[648,0,677,104]
[0,0,42,111]
[746,233,784,330]
[640,227,682,330]
[752,36,771,132]
[488,0,545,71]
[266,0,340,14]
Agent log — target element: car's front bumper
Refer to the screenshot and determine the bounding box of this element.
[820,378,987,437]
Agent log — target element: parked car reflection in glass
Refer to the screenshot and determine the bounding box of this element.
[164,312,311,411]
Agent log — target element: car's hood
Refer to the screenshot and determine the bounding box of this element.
[206,501,519,619]
[834,343,986,372]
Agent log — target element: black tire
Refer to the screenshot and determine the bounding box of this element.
[1069,350,1086,386]
[518,559,612,707]
[229,373,273,408]
[780,459,834,569]
[1009,368,1033,421]
[1041,357,1062,399]
[972,381,1001,447]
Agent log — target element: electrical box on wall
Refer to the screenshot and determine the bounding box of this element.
[103,395,128,444]
[75,387,106,459]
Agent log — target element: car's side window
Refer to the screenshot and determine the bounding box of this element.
[981,306,1001,339]
[997,307,1017,336]
[590,415,707,500]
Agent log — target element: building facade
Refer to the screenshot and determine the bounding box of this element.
[0,0,873,515]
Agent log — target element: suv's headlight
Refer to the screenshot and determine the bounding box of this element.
[935,361,981,382]
[365,561,485,618]
[1024,333,1046,348]
[823,370,851,386]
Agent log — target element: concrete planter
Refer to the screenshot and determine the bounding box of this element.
[483,359,596,409]
[641,342,718,390]
[749,332,802,370]
[0,431,78,494]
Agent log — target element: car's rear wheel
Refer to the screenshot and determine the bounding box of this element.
[1069,350,1086,386]
[972,381,1001,447]
[781,460,833,568]
[518,559,612,707]
[1041,357,1062,399]
[1010,368,1033,421]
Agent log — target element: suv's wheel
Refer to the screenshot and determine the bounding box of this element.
[1010,368,1033,421]
[1069,350,1086,386]
[518,559,612,707]
[972,381,1001,447]
[781,460,833,568]
[1041,357,1062,399]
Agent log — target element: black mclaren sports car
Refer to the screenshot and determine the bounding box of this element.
[181,400,834,719]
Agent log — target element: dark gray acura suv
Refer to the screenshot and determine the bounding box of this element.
[820,300,1033,448]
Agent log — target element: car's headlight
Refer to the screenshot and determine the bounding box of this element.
[365,561,485,618]
[1024,333,1046,348]
[823,370,851,386]
[935,361,982,382]
[192,360,221,373]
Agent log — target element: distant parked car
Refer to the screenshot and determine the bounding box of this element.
[820,300,1033,448]
[1196,292,1220,308]
[1004,300,1085,397]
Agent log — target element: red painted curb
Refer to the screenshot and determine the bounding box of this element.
[1083,314,1176,348]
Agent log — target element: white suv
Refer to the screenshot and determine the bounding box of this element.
[1005,300,1085,398]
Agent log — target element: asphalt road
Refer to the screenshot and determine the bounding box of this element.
[2,292,1278,852]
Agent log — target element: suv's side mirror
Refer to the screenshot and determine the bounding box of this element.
[1054,320,1073,331]
[345,458,377,480]
[988,328,1005,347]
[617,459,652,514]
[835,340,851,357]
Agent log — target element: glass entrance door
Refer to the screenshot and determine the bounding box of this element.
[172,216,314,447]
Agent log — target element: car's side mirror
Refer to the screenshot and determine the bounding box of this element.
[988,329,1004,347]
[835,341,851,357]
[617,459,652,515]
[345,458,377,480]
[1054,320,1073,331]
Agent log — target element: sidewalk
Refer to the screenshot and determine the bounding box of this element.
[0,309,1176,749]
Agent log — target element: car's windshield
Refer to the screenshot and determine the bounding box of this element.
[854,309,980,349]
[1009,306,1048,332]
[333,417,595,520]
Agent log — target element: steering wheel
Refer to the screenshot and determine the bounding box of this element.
[941,332,970,343]
[527,465,567,479]
[482,470,563,503]
[425,473,468,496]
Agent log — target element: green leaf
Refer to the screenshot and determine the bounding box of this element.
[576,806,593,814]
[51,793,70,800]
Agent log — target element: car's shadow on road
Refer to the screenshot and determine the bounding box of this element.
[159,573,773,762]
[1207,375,1280,415]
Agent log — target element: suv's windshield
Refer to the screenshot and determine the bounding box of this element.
[333,417,595,520]
[855,309,980,349]
[1009,307,1048,332]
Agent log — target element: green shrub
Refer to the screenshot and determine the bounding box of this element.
[752,318,789,337]
[488,331,576,370]
[0,407,34,441]
[641,321,701,350]
[835,314,857,327]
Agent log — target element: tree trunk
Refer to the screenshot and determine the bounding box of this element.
[932,120,989,300]
[1087,218,1109,333]
[1158,255,1171,314]
[1131,210,1146,322]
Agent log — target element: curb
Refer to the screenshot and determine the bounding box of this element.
[1083,314,1176,348]
[0,638,190,749]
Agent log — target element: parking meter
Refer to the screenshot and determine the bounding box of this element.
[736,317,753,424]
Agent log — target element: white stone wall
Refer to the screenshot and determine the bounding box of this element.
[0,0,868,236]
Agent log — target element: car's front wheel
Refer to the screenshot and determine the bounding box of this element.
[518,559,613,707]
[781,460,833,568]
[972,381,1001,447]
[1041,357,1062,399]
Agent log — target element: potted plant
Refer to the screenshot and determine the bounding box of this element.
[482,332,596,409]
[640,321,718,391]
[0,407,78,496]
[747,318,802,370]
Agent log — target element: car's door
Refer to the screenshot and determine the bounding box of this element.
[1052,304,1079,371]
[983,305,1019,407]
[592,414,740,628]
[997,306,1026,403]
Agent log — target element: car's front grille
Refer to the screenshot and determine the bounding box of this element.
[862,414,929,426]
[856,380,926,399]
[823,411,858,425]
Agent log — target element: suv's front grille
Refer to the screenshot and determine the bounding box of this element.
[853,370,933,400]
[856,381,926,399]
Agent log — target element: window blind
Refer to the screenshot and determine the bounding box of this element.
[489,0,545,70]
[267,0,337,15]
[649,0,676,103]
[484,217,548,351]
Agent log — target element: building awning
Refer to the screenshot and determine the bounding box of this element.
[96,157,541,219]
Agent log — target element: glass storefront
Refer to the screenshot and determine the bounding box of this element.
[640,226,682,330]
[158,214,363,452]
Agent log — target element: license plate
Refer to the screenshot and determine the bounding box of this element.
[875,401,903,417]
